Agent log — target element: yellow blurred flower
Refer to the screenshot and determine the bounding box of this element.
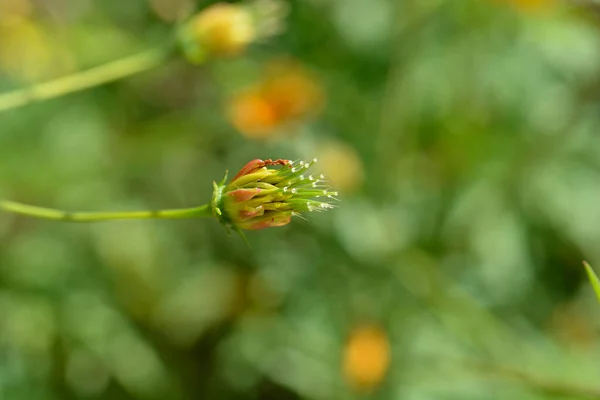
[0,18,74,83]
[343,324,391,391]
[316,140,364,193]
[227,58,324,139]
[179,0,289,63]
[189,3,256,57]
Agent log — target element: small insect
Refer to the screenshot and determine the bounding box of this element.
[232,158,291,180]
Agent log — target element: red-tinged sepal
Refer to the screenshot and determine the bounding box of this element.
[227,188,262,202]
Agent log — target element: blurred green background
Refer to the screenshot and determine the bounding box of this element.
[2,0,600,399]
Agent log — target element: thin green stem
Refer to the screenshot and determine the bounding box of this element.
[0,200,213,222]
[0,45,173,113]
[464,359,600,400]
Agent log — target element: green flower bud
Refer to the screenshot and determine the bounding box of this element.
[212,158,338,231]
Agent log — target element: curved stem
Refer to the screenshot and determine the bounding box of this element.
[0,200,213,222]
[0,45,174,113]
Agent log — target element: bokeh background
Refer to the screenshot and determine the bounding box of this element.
[2,0,600,399]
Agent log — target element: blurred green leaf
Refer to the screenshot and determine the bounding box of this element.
[583,261,600,305]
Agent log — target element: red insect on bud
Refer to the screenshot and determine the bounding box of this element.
[232,159,290,181]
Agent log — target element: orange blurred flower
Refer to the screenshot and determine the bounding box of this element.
[227,58,324,139]
[228,90,279,139]
[260,59,324,120]
[343,324,391,391]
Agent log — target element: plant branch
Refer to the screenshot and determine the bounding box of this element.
[0,45,173,113]
[465,359,600,400]
[0,200,213,222]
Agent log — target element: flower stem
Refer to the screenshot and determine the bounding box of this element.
[0,200,213,222]
[0,44,174,113]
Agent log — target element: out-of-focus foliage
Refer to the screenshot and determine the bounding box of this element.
[2,0,600,399]
[584,262,600,304]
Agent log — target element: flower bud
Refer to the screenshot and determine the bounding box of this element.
[212,158,338,231]
[179,0,288,64]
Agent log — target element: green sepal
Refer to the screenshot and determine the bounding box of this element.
[234,226,251,248]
